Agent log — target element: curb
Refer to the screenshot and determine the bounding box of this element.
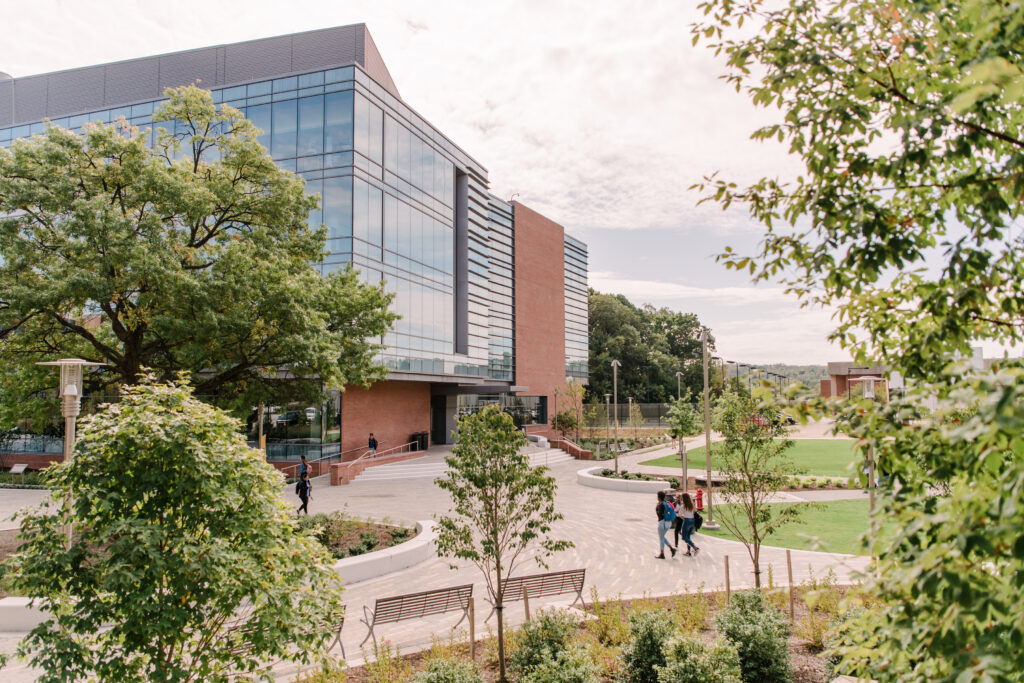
[576,466,672,493]
[333,520,437,585]
[0,520,440,634]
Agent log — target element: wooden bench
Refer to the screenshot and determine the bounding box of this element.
[360,584,473,648]
[486,569,586,621]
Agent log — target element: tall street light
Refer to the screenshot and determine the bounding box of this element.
[675,371,684,401]
[36,358,105,548]
[611,359,621,473]
[700,329,720,530]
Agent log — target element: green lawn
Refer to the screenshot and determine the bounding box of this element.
[640,439,858,477]
[701,498,874,555]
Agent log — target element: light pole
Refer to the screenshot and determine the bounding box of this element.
[700,329,719,529]
[36,358,104,548]
[675,371,684,401]
[611,359,621,473]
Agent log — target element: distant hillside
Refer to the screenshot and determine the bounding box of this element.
[745,364,828,388]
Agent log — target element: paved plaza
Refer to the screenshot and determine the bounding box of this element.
[0,421,871,680]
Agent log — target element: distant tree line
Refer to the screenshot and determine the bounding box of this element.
[587,289,826,404]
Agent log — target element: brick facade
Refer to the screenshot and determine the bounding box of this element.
[340,380,431,455]
[512,201,568,440]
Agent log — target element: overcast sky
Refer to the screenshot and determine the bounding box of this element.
[0,0,974,365]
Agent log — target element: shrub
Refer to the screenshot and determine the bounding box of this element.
[670,591,709,633]
[715,591,791,683]
[365,640,412,683]
[801,568,841,616]
[414,657,483,683]
[666,477,681,490]
[508,609,578,679]
[519,645,600,683]
[621,608,675,683]
[657,634,743,683]
[823,606,867,674]
[586,589,630,646]
[795,611,829,651]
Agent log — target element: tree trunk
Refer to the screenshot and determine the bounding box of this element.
[753,545,761,588]
[496,603,507,683]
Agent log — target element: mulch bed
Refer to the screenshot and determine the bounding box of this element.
[341,588,839,683]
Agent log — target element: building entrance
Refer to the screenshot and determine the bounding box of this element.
[431,396,447,446]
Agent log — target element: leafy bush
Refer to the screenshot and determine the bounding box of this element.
[670,591,709,633]
[666,477,681,490]
[715,591,791,683]
[621,608,675,683]
[795,612,830,651]
[519,645,600,683]
[586,589,630,646]
[365,640,412,683]
[657,634,743,683]
[801,568,840,616]
[508,609,578,679]
[414,657,483,683]
[824,606,866,674]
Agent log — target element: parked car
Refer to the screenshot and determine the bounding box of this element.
[305,407,317,421]
[276,410,302,426]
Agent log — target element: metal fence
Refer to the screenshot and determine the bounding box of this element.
[580,402,691,429]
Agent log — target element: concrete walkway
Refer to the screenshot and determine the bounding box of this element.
[0,419,872,681]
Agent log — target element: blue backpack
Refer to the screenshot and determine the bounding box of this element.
[663,501,677,522]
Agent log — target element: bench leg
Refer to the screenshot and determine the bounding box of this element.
[453,605,469,630]
[359,606,378,649]
[359,625,377,649]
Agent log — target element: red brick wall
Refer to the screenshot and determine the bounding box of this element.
[1,453,64,470]
[341,380,431,454]
[513,201,567,440]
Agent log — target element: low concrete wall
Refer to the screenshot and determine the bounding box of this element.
[0,521,439,634]
[0,596,49,633]
[577,466,672,493]
[333,520,437,585]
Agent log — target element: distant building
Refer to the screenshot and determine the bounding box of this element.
[820,362,889,400]
[0,24,588,465]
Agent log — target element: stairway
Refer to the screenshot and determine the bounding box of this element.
[354,448,576,483]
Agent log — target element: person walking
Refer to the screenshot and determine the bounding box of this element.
[368,433,378,455]
[655,491,677,559]
[298,454,309,479]
[296,471,312,515]
[678,492,700,556]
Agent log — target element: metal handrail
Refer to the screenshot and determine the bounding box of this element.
[344,440,419,472]
[280,443,363,479]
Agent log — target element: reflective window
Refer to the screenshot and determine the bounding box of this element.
[323,176,352,240]
[324,91,353,153]
[297,96,324,157]
[354,93,383,165]
[245,104,271,150]
[271,99,297,159]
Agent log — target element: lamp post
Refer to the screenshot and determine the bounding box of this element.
[610,359,621,473]
[675,371,684,401]
[604,393,611,439]
[700,329,719,529]
[36,358,105,548]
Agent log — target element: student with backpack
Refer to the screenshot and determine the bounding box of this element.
[677,492,700,556]
[296,472,312,515]
[655,490,677,559]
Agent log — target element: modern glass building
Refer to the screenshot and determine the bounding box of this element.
[0,24,588,460]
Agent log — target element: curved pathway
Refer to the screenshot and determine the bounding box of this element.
[0,419,871,680]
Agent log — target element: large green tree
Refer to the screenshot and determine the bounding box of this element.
[695,0,1024,679]
[0,377,344,681]
[0,85,395,423]
[588,290,711,403]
